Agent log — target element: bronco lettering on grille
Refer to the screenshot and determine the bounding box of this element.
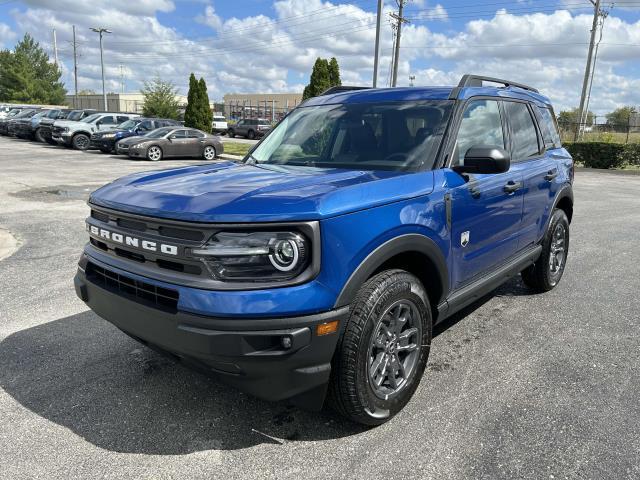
[87,224,179,256]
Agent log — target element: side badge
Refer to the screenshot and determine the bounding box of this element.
[461,231,470,247]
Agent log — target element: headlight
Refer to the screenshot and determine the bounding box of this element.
[191,231,311,282]
[103,133,115,138]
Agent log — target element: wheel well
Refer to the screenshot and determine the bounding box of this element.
[73,131,90,138]
[556,196,573,223]
[372,251,444,314]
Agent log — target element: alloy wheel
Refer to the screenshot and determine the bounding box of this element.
[549,223,567,283]
[367,299,422,400]
[147,146,162,161]
[204,146,216,160]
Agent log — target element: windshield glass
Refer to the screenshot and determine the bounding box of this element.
[144,127,173,138]
[82,113,101,123]
[66,111,84,121]
[247,100,453,171]
[118,119,139,130]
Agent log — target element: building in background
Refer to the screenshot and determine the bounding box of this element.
[66,93,190,114]
[223,93,302,122]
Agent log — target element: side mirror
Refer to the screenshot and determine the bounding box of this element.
[168,135,176,141]
[454,146,510,174]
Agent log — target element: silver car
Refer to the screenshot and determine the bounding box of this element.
[116,127,224,161]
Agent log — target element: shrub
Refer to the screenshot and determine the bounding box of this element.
[619,143,640,166]
[563,142,625,169]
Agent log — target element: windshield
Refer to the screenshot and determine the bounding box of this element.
[213,117,226,121]
[66,111,84,121]
[118,119,139,130]
[82,113,101,123]
[16,109,36,118]
[247,100,453,171]
[144,127,173,138]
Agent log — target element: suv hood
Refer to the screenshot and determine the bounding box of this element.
[90,162,435,222]
[54,120,91,129]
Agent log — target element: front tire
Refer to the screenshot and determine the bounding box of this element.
[227,129,235,138]
[328,269,432,426]
[72,133,90,150]
[247,129,256,140]
[521,209,570,292]
[146,145,163,161]
[34,128,45,143]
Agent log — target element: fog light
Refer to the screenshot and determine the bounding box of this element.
[316,320,339,336]
[281,336,293,349]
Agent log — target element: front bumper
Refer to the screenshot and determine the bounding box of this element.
[74,253,347,409]
[90,138,116,150]
[52,132,72,145]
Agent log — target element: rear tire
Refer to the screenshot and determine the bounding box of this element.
[521,209,569,292]
[203,145,217,160]
[328,269,431,426]
[72,133,90,150]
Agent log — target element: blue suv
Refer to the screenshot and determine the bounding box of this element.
[74,75,574,425]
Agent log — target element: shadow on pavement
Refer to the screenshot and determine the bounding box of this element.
[0,311,365,454]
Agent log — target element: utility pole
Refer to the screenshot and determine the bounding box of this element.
[372,0,383,87]
[409,74,415,87]
[581,7,609,139]
[575,0,601,141]
[52,28,59,65]
[90,27,112,111]
[390,0,409,87]
[119,64,125,93]
[72,25,79,107]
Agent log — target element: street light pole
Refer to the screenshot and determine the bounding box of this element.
[91,27,112,111]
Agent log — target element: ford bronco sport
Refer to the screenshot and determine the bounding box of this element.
[74,75,574,425]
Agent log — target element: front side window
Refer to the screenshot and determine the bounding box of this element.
[248,100,453,171]
[454,99,505,165]
[97,116,116,126]
[505,102,540,160]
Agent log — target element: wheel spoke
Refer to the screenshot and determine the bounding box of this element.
[394,354,406,379]
[397,343,418,352]
[398,327,418,342]
[370,352,385,378]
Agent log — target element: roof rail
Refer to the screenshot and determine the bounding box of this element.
[320,85,370,96]
[457,74,539,93]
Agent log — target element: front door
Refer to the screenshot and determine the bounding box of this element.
[447,99,525,289]
[166,129,190,156]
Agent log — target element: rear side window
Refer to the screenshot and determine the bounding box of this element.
[454,99,505,165]
[535,106,562,149]
[187,129,204,138]
[505,102,540,160]
[116,116,130,123]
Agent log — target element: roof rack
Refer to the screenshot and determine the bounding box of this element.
[320,85,371,96]
[457,74,539,93]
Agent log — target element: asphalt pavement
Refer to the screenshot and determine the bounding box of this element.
[0,136,639,480]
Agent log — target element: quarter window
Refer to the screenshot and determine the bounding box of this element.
[535,106,562,149]
[454,100,505,165]
[505,102,540,160]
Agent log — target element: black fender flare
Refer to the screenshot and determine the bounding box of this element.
[333,233,448,308]
[548,183,574,226]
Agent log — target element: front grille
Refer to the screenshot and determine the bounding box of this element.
[86,262,179,312]
[52,126,65,135]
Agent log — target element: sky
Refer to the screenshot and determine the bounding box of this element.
[1,0,640,116]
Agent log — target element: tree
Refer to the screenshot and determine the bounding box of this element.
[606,106,636,126]
[197,77,213,131]
[184,74,212,132]
[141,76,180,119]
[302,58,334,100]
[557,107,594,126]
[328,57,341,87]
[78,89,96,95]
[0,33,66,104]
[183,73,198,128]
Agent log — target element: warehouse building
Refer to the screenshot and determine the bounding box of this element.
[222,93,303,122]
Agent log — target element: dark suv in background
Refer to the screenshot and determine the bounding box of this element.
[1,108,39,136]
[90,117,182,153]
[227,118,271,139]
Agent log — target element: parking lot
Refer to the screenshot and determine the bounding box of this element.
[0,136,639,479]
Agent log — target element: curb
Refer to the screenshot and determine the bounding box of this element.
[576,167,640,176]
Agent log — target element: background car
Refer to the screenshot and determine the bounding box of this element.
[51,112,138,150]
[16,109,64,141]
[227,118,271,139]
[91,117,181,153]
[2,109,39,136]
[39,109,98,145]
[118,127,223,161]
[212,115,228,135]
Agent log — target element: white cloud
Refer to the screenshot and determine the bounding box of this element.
[0,23,16,48]
[196,4,222,31]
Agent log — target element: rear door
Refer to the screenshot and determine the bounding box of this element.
[186,129,205,156]
[505,101,560,248]
[448,98,525,289]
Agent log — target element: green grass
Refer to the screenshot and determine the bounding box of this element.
[222,142,251,157]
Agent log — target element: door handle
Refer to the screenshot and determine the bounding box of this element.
[503,181,522,194]
[544,170,558,181]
